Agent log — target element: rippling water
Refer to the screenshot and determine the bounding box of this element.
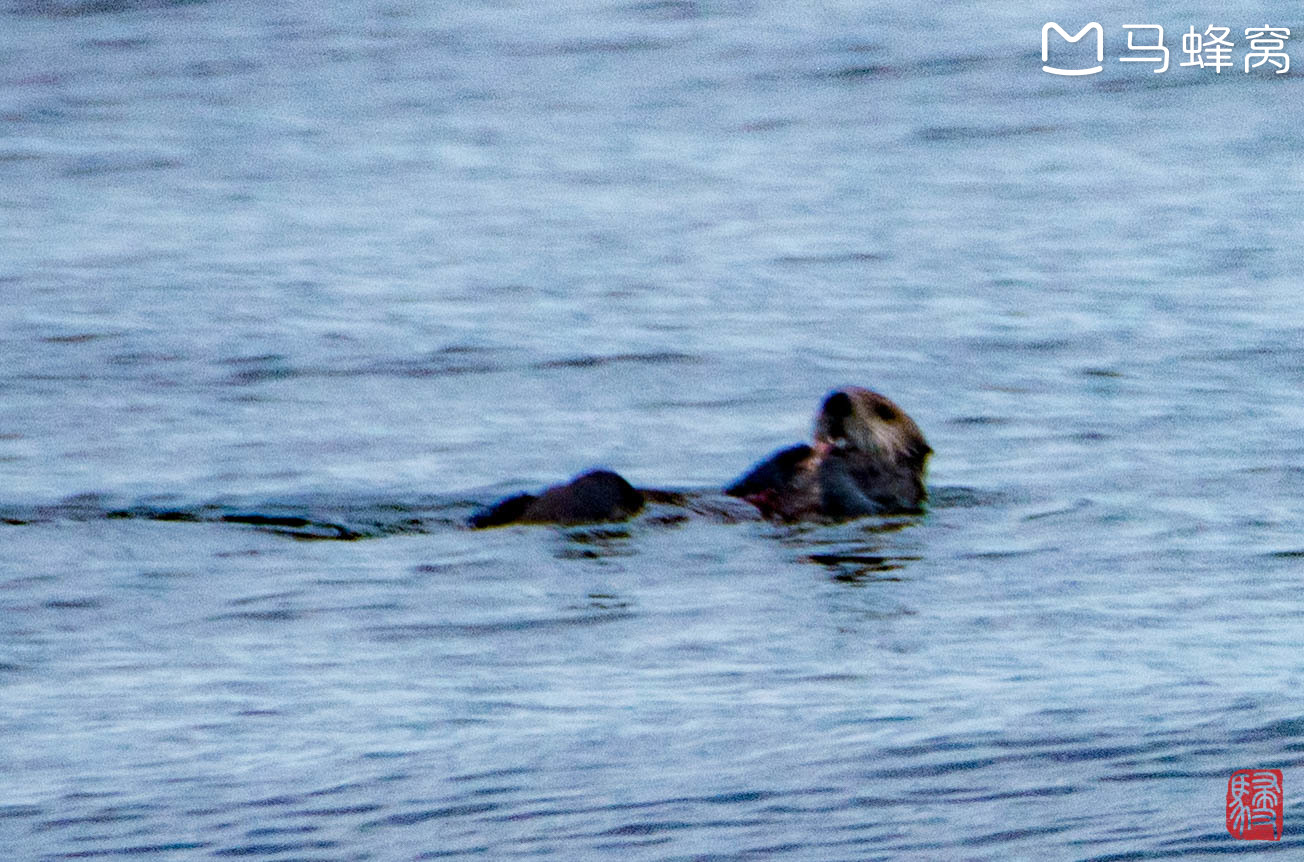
[4,0,1304,858]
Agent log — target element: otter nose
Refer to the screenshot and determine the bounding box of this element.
[822,391,853,419]
[822,390,853,441]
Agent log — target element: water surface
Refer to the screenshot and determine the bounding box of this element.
[3,0,1304,858]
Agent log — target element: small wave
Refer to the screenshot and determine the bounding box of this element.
[367,612,637,641]
[8,0,210,17]
[62,154,183,177]
[533,351,700,370]
[0,482,992,542]
[915,124,1059,143]
[773,251,885,265]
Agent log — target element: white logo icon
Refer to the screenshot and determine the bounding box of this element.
[1042,22,1104,76]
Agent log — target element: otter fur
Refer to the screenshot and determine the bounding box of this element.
[724,387,930,520]
[467,470,644,528]
[467,387,929,528]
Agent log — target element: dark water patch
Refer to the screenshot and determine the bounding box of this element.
[0,149,42,162]
[534,351,699,370]
[15,496,467,539]
[916,124,1059,143]
[738,117,795,133]
[40,332,120,344]
[592,818,767,837]
[928,486,1010,508]
[906,54,988,77]
[623,0,701,22]
[49,842,212,857]
[970,336,1078,354]
[63,155,183,177]
[960,824,1071,846]
[1090,68,1249,95]
[82,36,154,50]
[113,509,201,522]
[209,609,305,623]
[594,837,674,851]
[988,734,1105,750]
[42,596,104,609]
[244,825,320,838]
[363,802,498,828]
[861,757,1003,779]
[1029,744,1156,764]
[556,527,636,554]
[228,590,299,606]
[820,64,894,80]
[551,37,680,56]
[243,794,305,810]
[960,548,1049,560]
[1023,499,1093,521]
[774,251,885,265]
[1232,716,1304,743]
[961,785,1078,802]
[368,611,637,641]
[804,552,915,577]
[295,804,383,817]
[10,0,210,15]
[332,356,504,379]
[415,848,492,860]
[182,57,258,79]
[947,415,1010,426]
[220,513,364,541]
[450,766,533,783]
[225,366,298,385]
[565,593,631,611]
[38,809,150,830]
[212,841,338,857]
[555,544,636,561]
[1098,769,1230,782]
[882,738,986,758]
[0,804,44,819]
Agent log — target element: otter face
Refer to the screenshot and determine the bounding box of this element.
[813,388,924,461]
[811,387,931,512]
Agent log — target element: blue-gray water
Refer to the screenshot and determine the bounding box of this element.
[3,1,1304,859]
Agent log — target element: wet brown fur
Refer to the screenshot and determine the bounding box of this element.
[468,387,930,527]
[746,387,930,521]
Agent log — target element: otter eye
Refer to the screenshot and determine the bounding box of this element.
[823,391,853,419]
[873,402,897,422]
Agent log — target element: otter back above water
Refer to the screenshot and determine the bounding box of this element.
[469,387,932,527]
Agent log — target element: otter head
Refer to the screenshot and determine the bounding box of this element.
[811,387,931,512]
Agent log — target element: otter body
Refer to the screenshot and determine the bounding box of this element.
[467,470,644,528]
[468,387,930,528]
[725,387,930,520]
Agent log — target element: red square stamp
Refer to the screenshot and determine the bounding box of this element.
[1226,769,1283,840]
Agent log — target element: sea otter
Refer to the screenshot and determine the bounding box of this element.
[467,470,644,528]
[467,387,930,528]
[725,387,931,519]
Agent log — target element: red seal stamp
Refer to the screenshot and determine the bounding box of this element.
[1226,769,1283,840]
